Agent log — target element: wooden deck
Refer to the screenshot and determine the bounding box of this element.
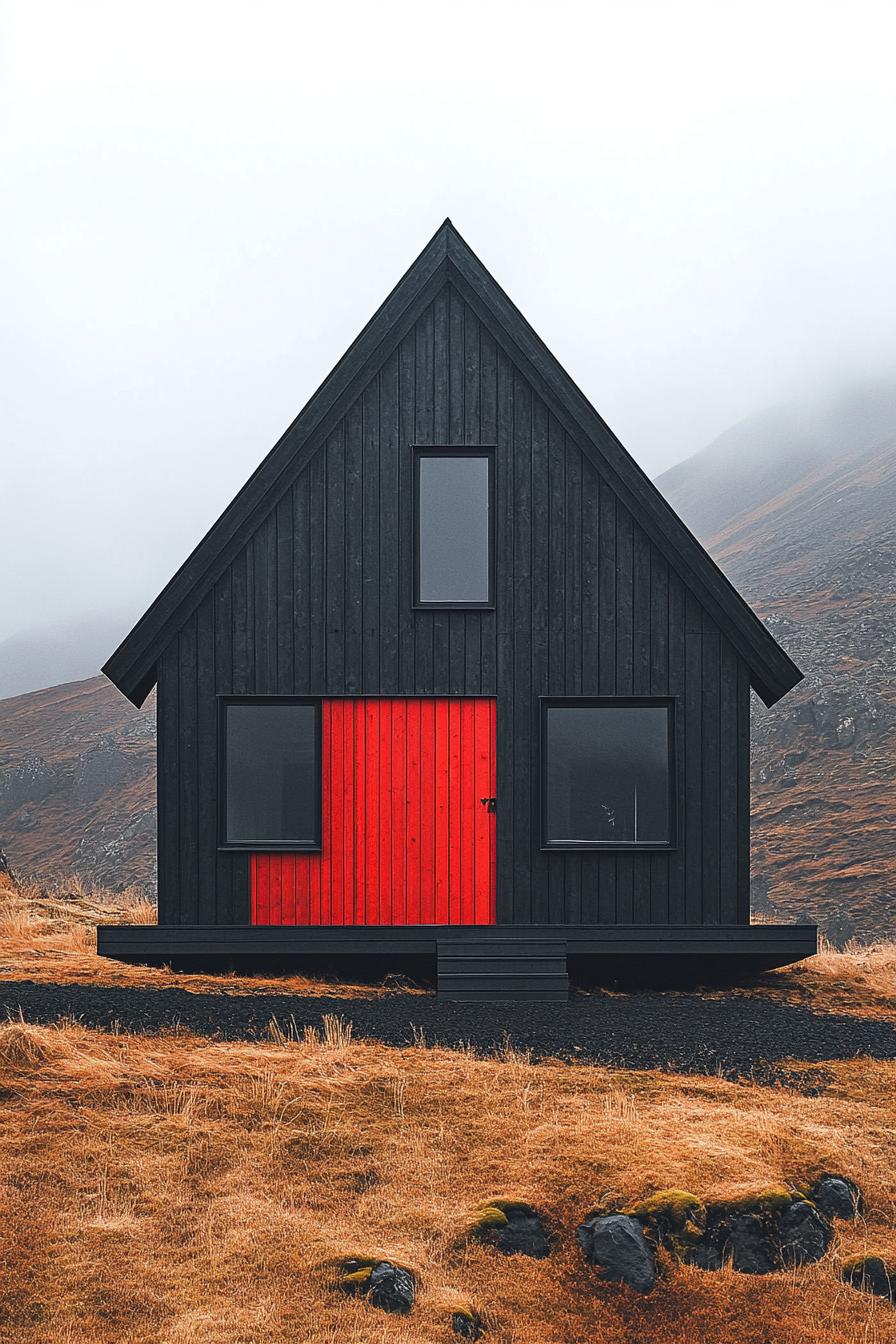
[98,923,817,999]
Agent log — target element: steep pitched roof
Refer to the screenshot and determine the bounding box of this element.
[104,219,802,708]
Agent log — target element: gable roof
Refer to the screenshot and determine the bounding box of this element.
[103,219,802,709]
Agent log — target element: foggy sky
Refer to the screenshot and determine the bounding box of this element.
[3,0,896,645]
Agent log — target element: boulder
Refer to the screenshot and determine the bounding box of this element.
[470,1200,550,1258]
[340,1259,416,1314]
[777,1199,832,1266]
[367,1262,416,1314]
[687,1188,831,1274]
[725,1213,781,1275]
[686,1241,724,1271]
[451,1308,485,1338]
[576,1213,657,1293]
[809,1174,863,1221]
[842,1255,896,1302]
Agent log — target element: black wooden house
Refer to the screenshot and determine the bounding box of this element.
[99,221,816,999]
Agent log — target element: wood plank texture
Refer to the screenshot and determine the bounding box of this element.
[251,698,496,926]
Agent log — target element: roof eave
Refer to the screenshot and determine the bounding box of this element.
[752,658,804,710]
[102,652,155,708]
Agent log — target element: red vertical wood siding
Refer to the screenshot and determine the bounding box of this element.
[251,697,496,925]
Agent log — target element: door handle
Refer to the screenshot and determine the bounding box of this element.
[480,796,497,813]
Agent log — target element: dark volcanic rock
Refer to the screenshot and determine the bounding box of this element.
[342,1261,416,1314]
[452,1309,485,1339]
[577,1213,657,1293]
[809,1174,863,1220]
[471,1201,550,1258]
[725,1213,781,1274]
[690,1193,832,1274]
[687,1241,724,1271]
[842,1255,896,1302]
[777,1200,832,1266]
[366,1262,416,1314]
[490,1205,550,1258]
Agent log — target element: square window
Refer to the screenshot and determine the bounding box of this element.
[414,448,494,607]
[221,699,321,849]
[541,699,674,849]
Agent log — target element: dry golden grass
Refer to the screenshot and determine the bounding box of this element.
[1,1017,895,1343]
[727,936,896,1024]
[2,875,896,1339]
[0,877,421,998]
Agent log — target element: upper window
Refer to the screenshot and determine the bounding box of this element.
[414,448,494,607]
[222,699,321,849]
[541,698,674,849]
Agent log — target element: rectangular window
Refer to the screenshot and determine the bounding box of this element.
[541,698,674,849]
[414,448,494,607]
[221,699,321,849]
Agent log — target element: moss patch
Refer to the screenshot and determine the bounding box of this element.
[341,1266,373,1291]
[627,1188,706,1258]
[706,1184,797,1222]
[484,1198,536,1215]
[467,1206,510,1234]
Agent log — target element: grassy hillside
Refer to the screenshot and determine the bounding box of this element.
[2,1007,895,1341]
[656,381,896,938]
[0,677,155,889]
[2,878,896,1341]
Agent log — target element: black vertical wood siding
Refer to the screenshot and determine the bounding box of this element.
[157,281,753,927]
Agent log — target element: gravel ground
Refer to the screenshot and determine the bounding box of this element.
[1,979,893,1080]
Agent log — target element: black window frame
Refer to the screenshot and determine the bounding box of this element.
[218,695,322,852]
[539,696,678,852]
[412,445,496,610]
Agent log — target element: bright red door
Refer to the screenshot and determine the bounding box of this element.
[251,698,496,925]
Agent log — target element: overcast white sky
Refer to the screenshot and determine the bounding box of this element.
[2,0,896,644]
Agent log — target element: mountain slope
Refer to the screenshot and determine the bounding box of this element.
[657,379,896,937]
[0,678,156,890]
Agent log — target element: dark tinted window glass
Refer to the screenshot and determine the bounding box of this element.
[417,453,491,603]
[544,704,671,845]
[225,703,319,845]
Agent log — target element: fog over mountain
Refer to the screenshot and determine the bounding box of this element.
[658,377,896,540]
[3,3,896,652]
[0,611,139,702]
